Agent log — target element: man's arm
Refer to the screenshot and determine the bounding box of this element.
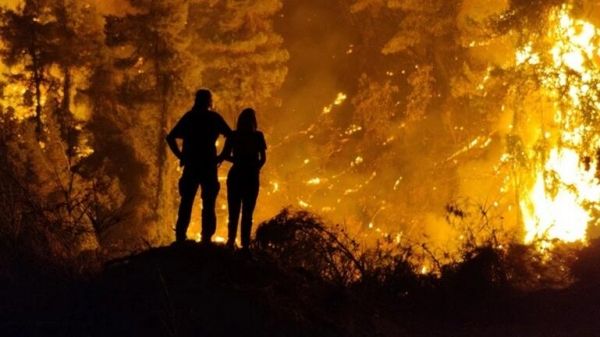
[166,114,188,161]
[218,114,233,138]
[166,133,182,160]
[217,137,233,164]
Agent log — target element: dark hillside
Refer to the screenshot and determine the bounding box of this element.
[92,243,373,337]
[3,230,600,337]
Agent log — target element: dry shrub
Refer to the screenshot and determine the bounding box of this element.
[254,208,365,286]
[254,208,426,297]
[0,142,105,279]
[443,199,578,292]
[503,241,578,290]
[357,236,425,296]
[570,238,600,285]
[254,207,579,295]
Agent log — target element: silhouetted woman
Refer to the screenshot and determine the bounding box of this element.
[218,108,266,251]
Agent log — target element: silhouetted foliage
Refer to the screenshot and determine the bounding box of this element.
[571,238,600,285]
[2,208,600,337]
[255,208,364,285]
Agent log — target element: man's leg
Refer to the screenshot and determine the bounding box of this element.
[175,170,199,242]
[240,175,260,248]
[200,170,220,243]
[227,175,242,245]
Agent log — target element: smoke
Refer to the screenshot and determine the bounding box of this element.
[1,0,599,257]
[258,0,600,258]
[0,0,20,11]
[0,0,137,14]
[94,1,137,16]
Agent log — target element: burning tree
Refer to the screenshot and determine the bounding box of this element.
[501,2,600,246]
[104,0,194,244]
[0,0,288,251]
[260,0,600,264]
[0,0,116,256]
[1,0,599,269]
[188,0,289,122]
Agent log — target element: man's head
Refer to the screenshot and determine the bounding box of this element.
[193,89,212,111]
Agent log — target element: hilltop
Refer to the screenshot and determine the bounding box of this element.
[3,211,600,337]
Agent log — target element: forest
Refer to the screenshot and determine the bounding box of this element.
[1,0,600,336]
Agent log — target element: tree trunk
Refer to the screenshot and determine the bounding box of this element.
[154,55,173,242]
[27,15,43,139]
[31,51,43,138]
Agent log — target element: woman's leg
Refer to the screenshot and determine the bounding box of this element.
[240,174,260,248]
[227,173,242,245]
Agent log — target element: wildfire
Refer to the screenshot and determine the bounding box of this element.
[322,92,347,114]
[518,5,600,247]
[521,148,600,244]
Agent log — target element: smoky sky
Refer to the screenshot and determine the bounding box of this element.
[272,0,355,137]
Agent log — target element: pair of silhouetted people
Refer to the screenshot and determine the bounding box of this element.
[166,89,266,250]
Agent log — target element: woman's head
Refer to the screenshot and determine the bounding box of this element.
[237,108,257,132]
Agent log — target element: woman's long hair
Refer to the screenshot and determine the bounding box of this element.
[237,108,257,133]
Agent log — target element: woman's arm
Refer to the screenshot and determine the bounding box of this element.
[258,132,266,169]
[258,149,266,169]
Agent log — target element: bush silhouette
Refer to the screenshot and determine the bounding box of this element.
[254,208,364,285]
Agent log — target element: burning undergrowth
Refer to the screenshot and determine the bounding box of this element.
[253,208,581,291]
[260,0,600,267]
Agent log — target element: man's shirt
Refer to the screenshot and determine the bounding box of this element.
[168,110,231,167]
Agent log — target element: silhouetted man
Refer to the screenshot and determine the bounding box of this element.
[166,89,232,244]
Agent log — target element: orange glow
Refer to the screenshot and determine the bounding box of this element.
[518,5,600,248]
